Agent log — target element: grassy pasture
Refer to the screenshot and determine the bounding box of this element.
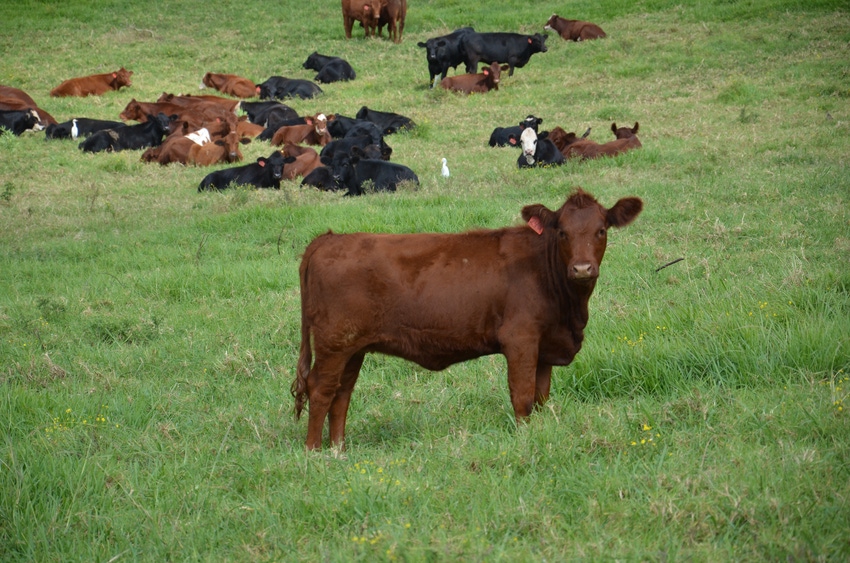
[1,0,849,560]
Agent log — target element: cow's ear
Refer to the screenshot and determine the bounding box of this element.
[257,157,267,167]
[240,138,251,145]
[112,72,117,78]
[538,131,550,140]
[482,69,490,76]
[215,140,225,146]
[607,197,643,228]
[611,123,618,134]
[527,38,532,44]
[501,64,510,71]
[507,134,518,146]
[632,122,639,134]
[521,204,557,234]
[305,117,314,125]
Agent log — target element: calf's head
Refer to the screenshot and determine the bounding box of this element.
[521,189,643,283]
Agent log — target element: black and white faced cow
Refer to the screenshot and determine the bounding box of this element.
[511,127,565,168]
[0,109,42,135]
[489,115,543,147]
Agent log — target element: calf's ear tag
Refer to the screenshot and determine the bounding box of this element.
[528,216,544,235]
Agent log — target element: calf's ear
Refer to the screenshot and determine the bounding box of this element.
[521,204,557,233]
[606,197,643,228]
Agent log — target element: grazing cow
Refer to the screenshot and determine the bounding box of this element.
[511,127,565,168]
[488,115,543,147]
[0,86,58,126]
[198,150,296,191]
[0,109,41,135]
[342,0,382,39]
[355,106,415,134]
[563,122,642,160]
[292,188,644,449]
[45,118,125,140]
[440,62,508,94]
[461,32,548,76]
[281,143,323,179]
[544,14,607,41]
[271,113,332,147]
[377,0,407,43]
[302,52,357,83]
[256,76,323,100]
[332,147,418,196]
[200,72,257,98]
[50,67,133,97]
[79,113,170,153]
[417,27,476,88]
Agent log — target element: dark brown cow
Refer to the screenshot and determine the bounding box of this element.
[292,189,643,449]
[50,67,133,97]
[544,14,607,41]
[377,0,407,43]
[201,72,257,99]
[271,113,332,147]
[564,122,642,160]
[342,0,382,39]
[548,126,591,154]
[119,99,235,129]
[281,143,323,179]
[155,92,241,113]
[439,62,508,94]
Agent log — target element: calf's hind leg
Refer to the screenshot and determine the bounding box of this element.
[305,354,350,450]
[328,352,366,448]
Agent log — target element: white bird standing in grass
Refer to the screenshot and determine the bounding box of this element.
[71,119,79,139]
[441,157,450,178]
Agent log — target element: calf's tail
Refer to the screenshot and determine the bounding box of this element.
[291,260,312,420]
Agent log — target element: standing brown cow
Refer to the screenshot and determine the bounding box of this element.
[342,0,383,39]
[544,14,607,41]
[292,189,643,449]
[377,0,407,43]
[50,67,133,97]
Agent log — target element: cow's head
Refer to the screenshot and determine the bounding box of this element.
[518,127,539,164]
[113,67,133,89]
[612,122,639,139]
[259,151,294,181]
[530,33,549,53]
[521,189,643,284]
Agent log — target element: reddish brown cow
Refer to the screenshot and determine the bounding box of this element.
[0,86,58,125]
[236,116,266,139]
[548,126,591,154]
[50,67,133,97]
[200,72,257,99]
[120,99,235,129]
[342,0,382,39]
[281,143,323,179]
[440,62,508,94]
[271,113,332,147]
[187,124,249,166]
[156,92,241,112]
[544,14,607,41]
[564,122,642,160]
[378,0,407,43]
[292,189,643,449]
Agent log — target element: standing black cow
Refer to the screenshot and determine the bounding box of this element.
[78,113,170,153]
[256,76,323,100]
[461,32,548,76]
[417,27,476,88]
[198,151,296,191]
[302,52,356,83]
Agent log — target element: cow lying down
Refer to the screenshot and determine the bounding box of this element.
[292,189,643,449]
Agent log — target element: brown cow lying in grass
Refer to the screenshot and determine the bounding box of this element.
[440,62,508,94]
[562,122,642,160]
[200,72,257,99]
[544,14,607,41]
[50,67,133,97]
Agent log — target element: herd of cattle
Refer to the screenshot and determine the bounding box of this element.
[0,13,639,199]
[2,11,650,448]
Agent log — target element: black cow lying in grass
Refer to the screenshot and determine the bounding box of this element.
[45,118,125,140]
[302,52,356,83]
[198,150,295,191]
[78,113,170,153]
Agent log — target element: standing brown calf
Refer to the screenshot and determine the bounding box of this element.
[293,189,643,449]
[544,14,606,41]
[50,67,133,97]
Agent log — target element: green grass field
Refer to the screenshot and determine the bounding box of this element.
[1,0,849,560]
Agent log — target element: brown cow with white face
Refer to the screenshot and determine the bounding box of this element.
[292,189,643,449]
